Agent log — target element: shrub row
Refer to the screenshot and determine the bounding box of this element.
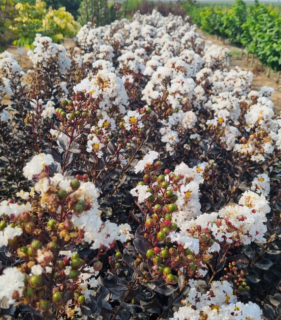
[185,0,281,71]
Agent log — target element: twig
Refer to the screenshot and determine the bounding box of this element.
[263,158,275,174]
[225,168,245,205]
[208,251,227,285]
[94,135,132,183]
[109,125,154,198]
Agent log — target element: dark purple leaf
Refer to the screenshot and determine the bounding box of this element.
[133,235,149,257]
[153,284,178,296]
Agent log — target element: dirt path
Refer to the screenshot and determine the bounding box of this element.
[3,34,281,112]
[199,29,281,113]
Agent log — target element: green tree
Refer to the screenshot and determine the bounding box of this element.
[78,0,109,26]
[221,0,247,45]
[0,0,17,37]
[10,0,81,48]
[44,0,82,20]
[16,0,36,5]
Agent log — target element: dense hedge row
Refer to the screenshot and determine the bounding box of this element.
[1,8,281,320]
[185,0,281,71]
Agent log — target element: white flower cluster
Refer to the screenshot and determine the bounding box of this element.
[86,111,117,158]
[251,173,270,196]
[172,162,207,222]
[78,267,100,300]
[159,109,198,153]
[131,161,206,220]
[134,151,159,173]
[0,225,23,247]
[0,106,10,121]
[24,154,133,249]
[30,99,56,119]
[0,51,23,76]
[0,268,25,305]
[0,51,21,102]
[28,34,71,74]
[130,184,152,204]
[0,77,12,103]
[74,70,129,114]
[231,89,279,162]
[23,9,281,164]
[0,201,32,217]
[23,153,55,180]
[185,190,269,246]
[68,182,133,248]
[171,280,262,320]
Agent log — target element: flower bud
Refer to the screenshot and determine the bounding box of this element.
[64,219,73,231]
[93,261,103,272]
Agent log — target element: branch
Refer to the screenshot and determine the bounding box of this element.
[109,125,154,198]
[208,251,227,285]
[225,167,245,205]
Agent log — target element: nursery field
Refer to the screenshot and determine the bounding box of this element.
[185,0,281,72]
[1,4,281,320]
[198,30,281,112]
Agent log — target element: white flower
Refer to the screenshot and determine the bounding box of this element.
[0,268,25,305]
[86,135,104,158]
[0,201,32,217]
[171,279,262,320]
[123,110,143,131]
[23,153,54,180]
[74,70,128,114]
[134,151,159,173]
[16,190,30,200]
[28,34,71,74]
[169,231,199,254]
[50,129,59,136]
[182,111,197,129]
[0,226,23,247]
[60,251,73,259]
[118,223,133,242]
[130,185,151,203]
[41,105,55,119]
[208,241,220,253]
[251,173,270,196]
[31,265,43,275]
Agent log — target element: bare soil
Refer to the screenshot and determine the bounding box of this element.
[3,34,281,113]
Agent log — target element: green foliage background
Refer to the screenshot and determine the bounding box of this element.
[16,0,81,19]
[5,0,81,48]
[184,0,281,71]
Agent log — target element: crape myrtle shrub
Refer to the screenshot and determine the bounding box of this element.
[136,1,186,18]
[1,9,281,320]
